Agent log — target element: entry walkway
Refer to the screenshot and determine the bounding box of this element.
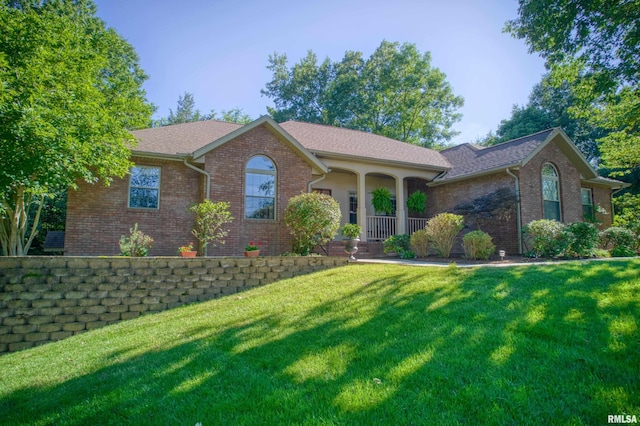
[355,256,628,268]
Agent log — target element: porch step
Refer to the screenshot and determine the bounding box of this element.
[325,241,385,259]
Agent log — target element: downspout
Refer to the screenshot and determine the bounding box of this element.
[506,168,523,254]
[184,157,211,257]
[611,186,626,219]
[307,173,327,193]
[183,157,211,200]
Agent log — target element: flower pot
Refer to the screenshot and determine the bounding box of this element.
[244,250,260,258]
[181,251,196,258]
[344,238,360,261]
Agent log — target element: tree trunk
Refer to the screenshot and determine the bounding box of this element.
[0,187,44,256]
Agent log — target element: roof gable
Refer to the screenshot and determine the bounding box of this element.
[437,128,598,183]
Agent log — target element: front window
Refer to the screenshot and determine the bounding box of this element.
[129,166,160,209]
[582,188,594,220]
[245,155,276,219]
[349,192,358,224]
[542,163,561,221]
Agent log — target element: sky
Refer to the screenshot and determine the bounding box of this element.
[93,0,547,145]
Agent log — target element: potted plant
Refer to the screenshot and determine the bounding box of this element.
[341,223,362,261]
[244,241,261,257]
[406,190,426,215]
[371,187,394,215]
[178,242,196,257]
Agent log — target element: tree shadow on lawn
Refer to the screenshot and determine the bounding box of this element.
[1,261,638,425]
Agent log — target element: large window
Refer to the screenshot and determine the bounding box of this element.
[129,166,160,209]
[581,188,594,220]
[542,163,561,221]
[245,155,276,219]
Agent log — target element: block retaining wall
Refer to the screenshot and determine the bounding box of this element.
[0,256,348,354]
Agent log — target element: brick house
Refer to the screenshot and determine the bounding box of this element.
[65,116,626,257]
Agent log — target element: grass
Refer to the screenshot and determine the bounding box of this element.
[1,259,639,425]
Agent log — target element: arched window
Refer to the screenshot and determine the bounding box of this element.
[542,163,561,221]
[245,155,276,219]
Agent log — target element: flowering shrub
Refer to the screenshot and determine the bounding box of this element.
[599,227,637,257]
[425,213,464,258]
[245,241,261,251]
[463,230,495,260]
[410,229,429,257]
[178,242,194,253]
[119,223,153,257]
[523,219,573,258]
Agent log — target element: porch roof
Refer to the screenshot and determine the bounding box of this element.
[280,121,451,171]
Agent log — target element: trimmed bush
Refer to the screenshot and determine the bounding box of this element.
[284,192,342,255]
[425,213,464,258]
[383,234,414,259]
[523,219,574,258]
[600,227,637,257]
[462,230,495,260]
[410,229,429,258]
[566,222,599,258]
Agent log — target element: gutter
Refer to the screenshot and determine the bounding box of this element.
[505,168,523,254]
[307,173,328,193]
[183,158,211,200]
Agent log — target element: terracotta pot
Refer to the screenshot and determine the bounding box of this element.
[180,251,197,258]
[244,250,260,258]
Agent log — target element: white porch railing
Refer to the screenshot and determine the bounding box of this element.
[367,216,397,241]
[406,218,428,234]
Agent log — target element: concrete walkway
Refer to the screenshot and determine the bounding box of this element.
[354,256,634,268]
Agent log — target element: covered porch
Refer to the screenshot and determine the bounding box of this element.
[309,158,443,243]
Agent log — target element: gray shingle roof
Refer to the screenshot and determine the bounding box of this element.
[130,118,451,171]
[280,121,450,170]
[439,128,557,181]
[131,120,242,156]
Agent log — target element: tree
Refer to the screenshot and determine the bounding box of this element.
[262,40,464,148]
[189,200,234,255]
[0,0,154,256]
[505,0,640,172]
[478,74,605,163]
[153,92,253,127]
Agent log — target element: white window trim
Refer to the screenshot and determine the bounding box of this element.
[128,166,161,210]
[245,155,277,220]
[542,163,561,221]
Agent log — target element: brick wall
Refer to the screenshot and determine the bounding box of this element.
[0,256,347,354]
[204,125,313,256]
[519,140,583,226]
[65,123,315,257]
[427,173,519,255]
[66,157,203,256]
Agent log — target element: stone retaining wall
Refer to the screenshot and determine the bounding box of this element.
[0,256,348,354]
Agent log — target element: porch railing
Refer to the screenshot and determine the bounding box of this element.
[406,217,428,234]
[366,216,397,241]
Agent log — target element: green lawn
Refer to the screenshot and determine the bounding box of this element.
[1,260,639,425]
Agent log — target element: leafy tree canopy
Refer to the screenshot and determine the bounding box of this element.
[153,92,252,126]
[262,40,464,148]
[0,0,154,255]
[479,74,605,163]
[505,0,640,172]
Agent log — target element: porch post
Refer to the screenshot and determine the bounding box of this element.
[357,171,367,242]
[396,176,406,235]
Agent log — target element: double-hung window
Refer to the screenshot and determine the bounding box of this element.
[542,163,561,221]
[129,166,160,209]
[245,155,276,219]
[581,188,594,220]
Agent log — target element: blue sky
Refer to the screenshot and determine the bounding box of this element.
[93,0,547,144]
